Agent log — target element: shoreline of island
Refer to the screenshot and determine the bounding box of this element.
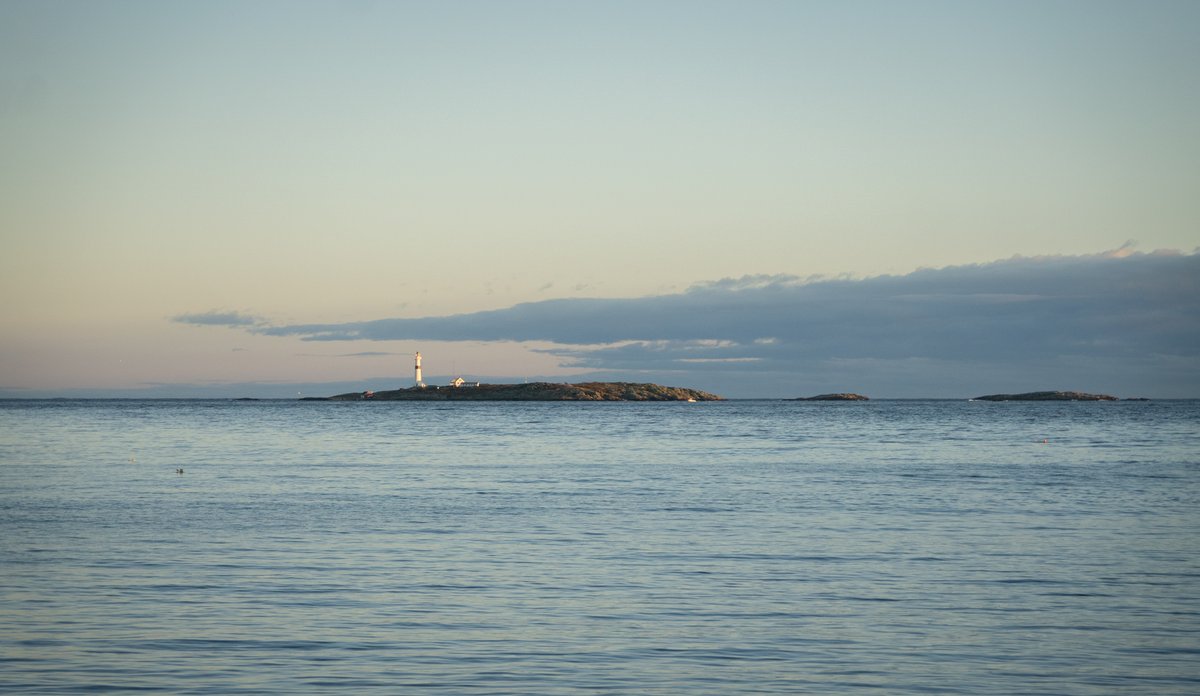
[311,381,723,402]
[971,391,1120,401]
[294,385,1156,402]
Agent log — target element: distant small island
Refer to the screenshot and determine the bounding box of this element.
[316,382,723,402]
[793,393,870,401]
[973,391,1117,402]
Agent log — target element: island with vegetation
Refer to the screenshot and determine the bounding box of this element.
[973,391,1118,401]
[793,393,870,401]
[318,382,723,402]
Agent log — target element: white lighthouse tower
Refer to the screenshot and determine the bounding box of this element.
[414,352,425,388]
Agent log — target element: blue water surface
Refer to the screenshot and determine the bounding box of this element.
[1,399,1198,694]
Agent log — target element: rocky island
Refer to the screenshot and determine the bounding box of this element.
[973,391,1118,401]
[320,382,723,402]
[793,393,870,401]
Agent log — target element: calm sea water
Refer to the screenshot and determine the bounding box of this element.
[1,399,1198,694]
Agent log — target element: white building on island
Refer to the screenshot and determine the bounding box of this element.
[413,352,478,389]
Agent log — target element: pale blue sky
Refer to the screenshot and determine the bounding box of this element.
[1,1,1197,396]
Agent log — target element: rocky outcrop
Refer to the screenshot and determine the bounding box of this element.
[973,391,1117,401]
[794,393,869,401]
[324,382,722,402]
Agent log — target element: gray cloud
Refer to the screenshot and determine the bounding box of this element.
[294,351,402,358]
[174,310,266,328]
[196,251,1200,397]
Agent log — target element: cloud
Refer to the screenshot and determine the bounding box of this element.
[173,310,266,328]
[294,351,402,358]
[188,250,1200,396]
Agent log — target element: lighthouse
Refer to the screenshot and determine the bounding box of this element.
[414,352,425,388]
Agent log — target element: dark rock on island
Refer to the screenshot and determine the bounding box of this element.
[973,391,1118,401]
[793,393,869,401]
[321,382,722,402]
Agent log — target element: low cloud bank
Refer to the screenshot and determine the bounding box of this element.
[177,251,1200,397]
[174,310,266,328]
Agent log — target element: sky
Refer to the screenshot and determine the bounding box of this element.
[2,0,1198,398]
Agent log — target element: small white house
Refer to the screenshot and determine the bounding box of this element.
[449,377,479,388]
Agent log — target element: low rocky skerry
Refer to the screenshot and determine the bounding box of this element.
[793,393,870,401]
[973,391,1118,402]
[323,382,723,402]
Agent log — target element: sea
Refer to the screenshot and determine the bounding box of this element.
[1,398,1198,694]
